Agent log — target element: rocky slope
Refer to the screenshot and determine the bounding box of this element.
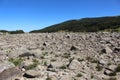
[0,32,120,80]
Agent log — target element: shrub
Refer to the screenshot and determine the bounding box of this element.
[40,56,45,59]
[46,77,52,80]
[115,65,120,72]
[108,77,117,80]
[62,53,70,58]
[44,61,47,66]
[108,72,116,76]
[51,59,56,62]
[77,58,84,62]
[76,73,82,77]
[59,65,67,69]
[24,59,39,70]
[24,64,37,70]
[9,58,23,66]
[86,57,98,63]
[96,64,103,71]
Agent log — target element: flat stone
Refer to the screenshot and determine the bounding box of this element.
[23,70,41,78]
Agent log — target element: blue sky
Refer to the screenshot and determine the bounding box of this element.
[0,0,120,32]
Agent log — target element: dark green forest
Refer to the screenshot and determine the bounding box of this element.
[30,16,120,33]
[0,30,24,34]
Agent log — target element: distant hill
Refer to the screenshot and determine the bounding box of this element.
[30,16,120,33]
[0,30,25,34]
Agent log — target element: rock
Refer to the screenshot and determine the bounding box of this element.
[70,46,78,51]
[60,75,72,80]
[6,47,30,58]
[93,74,103,80]
[0,61,15,73]
[43,42,47,46]
[51,61,64,68]
[109,65,117,71]
[113,47,120,53]
[98,60,107,65]
[101,46,113,54]
[23,70,41,78]
[19,52,35,58]
[69,59,81,70]
[0,54,8,61]
[0,67,23,80]
[0,32,120,80]
[47,64,53,68]
[0,32,3,35]
[20,60,34,70]
[104,70,116,76]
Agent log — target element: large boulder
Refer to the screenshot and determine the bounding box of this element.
[0,61,15,73]
[0,67,23,80]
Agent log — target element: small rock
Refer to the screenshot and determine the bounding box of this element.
[113,47,120,53]
[47,64,53,68]
[60,75,72,80]
[101,46,112,54]
[70,46,78,51]
[69,59,81,70]
[99,60,107,65]
[23,70,41,78]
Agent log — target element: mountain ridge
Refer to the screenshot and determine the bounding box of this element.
[30,15,120,33]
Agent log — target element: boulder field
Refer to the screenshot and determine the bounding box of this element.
[0,32,120,80]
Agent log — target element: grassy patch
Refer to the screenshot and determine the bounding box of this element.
[59,65,67,69]
[24,59,39,70]
[96,64,103,71]
[77,58,84,62]
[108,77,117,80]
[62,53,71,58]
[115,65,120,72]
[86,57,98,63]
[9,58,23,66]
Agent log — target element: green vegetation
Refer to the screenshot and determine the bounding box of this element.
[86,57,98,63]
[46,76,52,80]
[108,77,117,80]
[59,65,67,69]
[46,77,52,80]
[43,61,47,66]
[62,53,71,58]
[51,59,56,62]
[107,65,120,76]
[76,73,82,77]
[115,65,120,72]
[0,30,25,34]
[24,59,39,70]
[108,72,116,76]
[96,64,103,71]
[9,58,23,66]
[77,58,84,62]
[30,16,120,33]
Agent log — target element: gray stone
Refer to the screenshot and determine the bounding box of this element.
[60,75,72,80]
[69,59,81,70]
[23,70,41,78]
[0,61,15,73]
[0,67,23,80]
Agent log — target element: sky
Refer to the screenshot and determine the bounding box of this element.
[0,0,120,32]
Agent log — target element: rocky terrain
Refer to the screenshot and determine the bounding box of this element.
[0,32,120,80]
